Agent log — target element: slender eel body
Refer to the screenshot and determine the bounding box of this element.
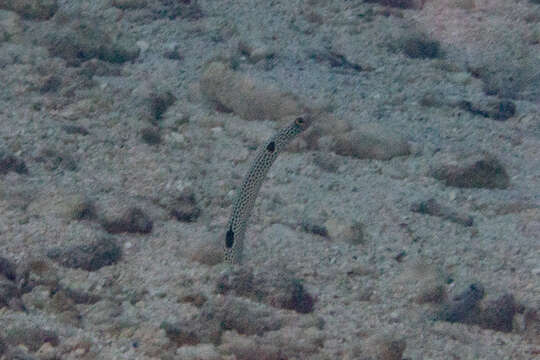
[224,115,312,264]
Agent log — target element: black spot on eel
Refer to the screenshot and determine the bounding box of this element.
[224,114,312,264]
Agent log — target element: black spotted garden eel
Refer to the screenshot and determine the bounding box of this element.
[224,114,312,264]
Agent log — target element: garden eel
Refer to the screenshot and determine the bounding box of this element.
[224,114,312,264]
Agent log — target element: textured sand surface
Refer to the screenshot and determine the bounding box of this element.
[0,0,539,359]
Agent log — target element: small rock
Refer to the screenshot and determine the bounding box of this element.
[523,307,540,344]
[166,191,201,222]
[36,341,57,359]
[112,0,147,9]
[363,334,407,360]
[459,99,516,121]
[16,259,59,294]
[163,43,184,60]
[35,148,77,172]
[0,256,17,281]
[436,285,521,333]
[62,125,90,136]
[215,268,255,297]
[161,321,201,347]
[63,194,96,221]
[395,262,447,305]
[413,264,447,305]
[161,315,220,347]
[307,48,364,71]
[175,344,221,360]
[324,218,365,245]
[4,327,59,352]
[84,299,123,325]
[216,267,315,314]
[223,323,324,358]
[436,283,485,323]
[57,98,101,121]
[312,152,342,172]
[47,237,121,271]
[249,46,275,64]
[301,218,329,238]
[219,297,282,336]
[364,0,423,9]
[0,278,18,307]
[1,0,58,20]
[149,90,176,122]
[452,0,475,9]
[0,150,28,175]
[430,153,510,189]
[200,61,305,121]
[48,290,81,325]
[346,264,376,277]
[38,73,62,93]
[518,209,540,239]
[153,0,203,20]
[44,18,139,66]
[131,326,170,357]
[238,41,275,64]
[477,294,518,332]
[60,287,100,305]
[21,284,53,312]
[0,9,24,41]
[269,276,315,314]
[333,124,410,160]
[410,198,473,226]
[400,34,441,59]
[55,337,95,359]
[77,58,122,77]
[471,48,538,99]
[102,207,153,234]
[140,127,162,145]
[188,240,222,266]
[164,297,283,348]
[219,331,282,360]
[4,347,38,360]
[178,292,207,307]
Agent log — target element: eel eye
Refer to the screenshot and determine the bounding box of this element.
[295,116,305,126]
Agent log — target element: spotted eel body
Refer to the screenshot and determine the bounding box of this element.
[224,114,312,264]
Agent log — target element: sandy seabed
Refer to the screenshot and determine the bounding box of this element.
[0,0,539,359]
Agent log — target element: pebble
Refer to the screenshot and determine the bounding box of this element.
[3,327,59,352]
[0,278,18,307]
[216,267,315,313]
[43,17,139,66]
[101,207,153,234]
[164,191,201,223]
[333,123,410,160]
[0,9,23,41]
[16,259,59,294]
[430,152,510,189]
[200,61,305,121]
[435,283,485,323]
[112,0,147,9]
[136,40,149,53]
[0,256,17,281]
[0,150,28,175]
[47,237,121,271]
[410,198,473,227]
[324,218,366,245]
[477,294,518,332]
[459,99,516,121]
[1,0,58,20]
[363,333,407,360]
